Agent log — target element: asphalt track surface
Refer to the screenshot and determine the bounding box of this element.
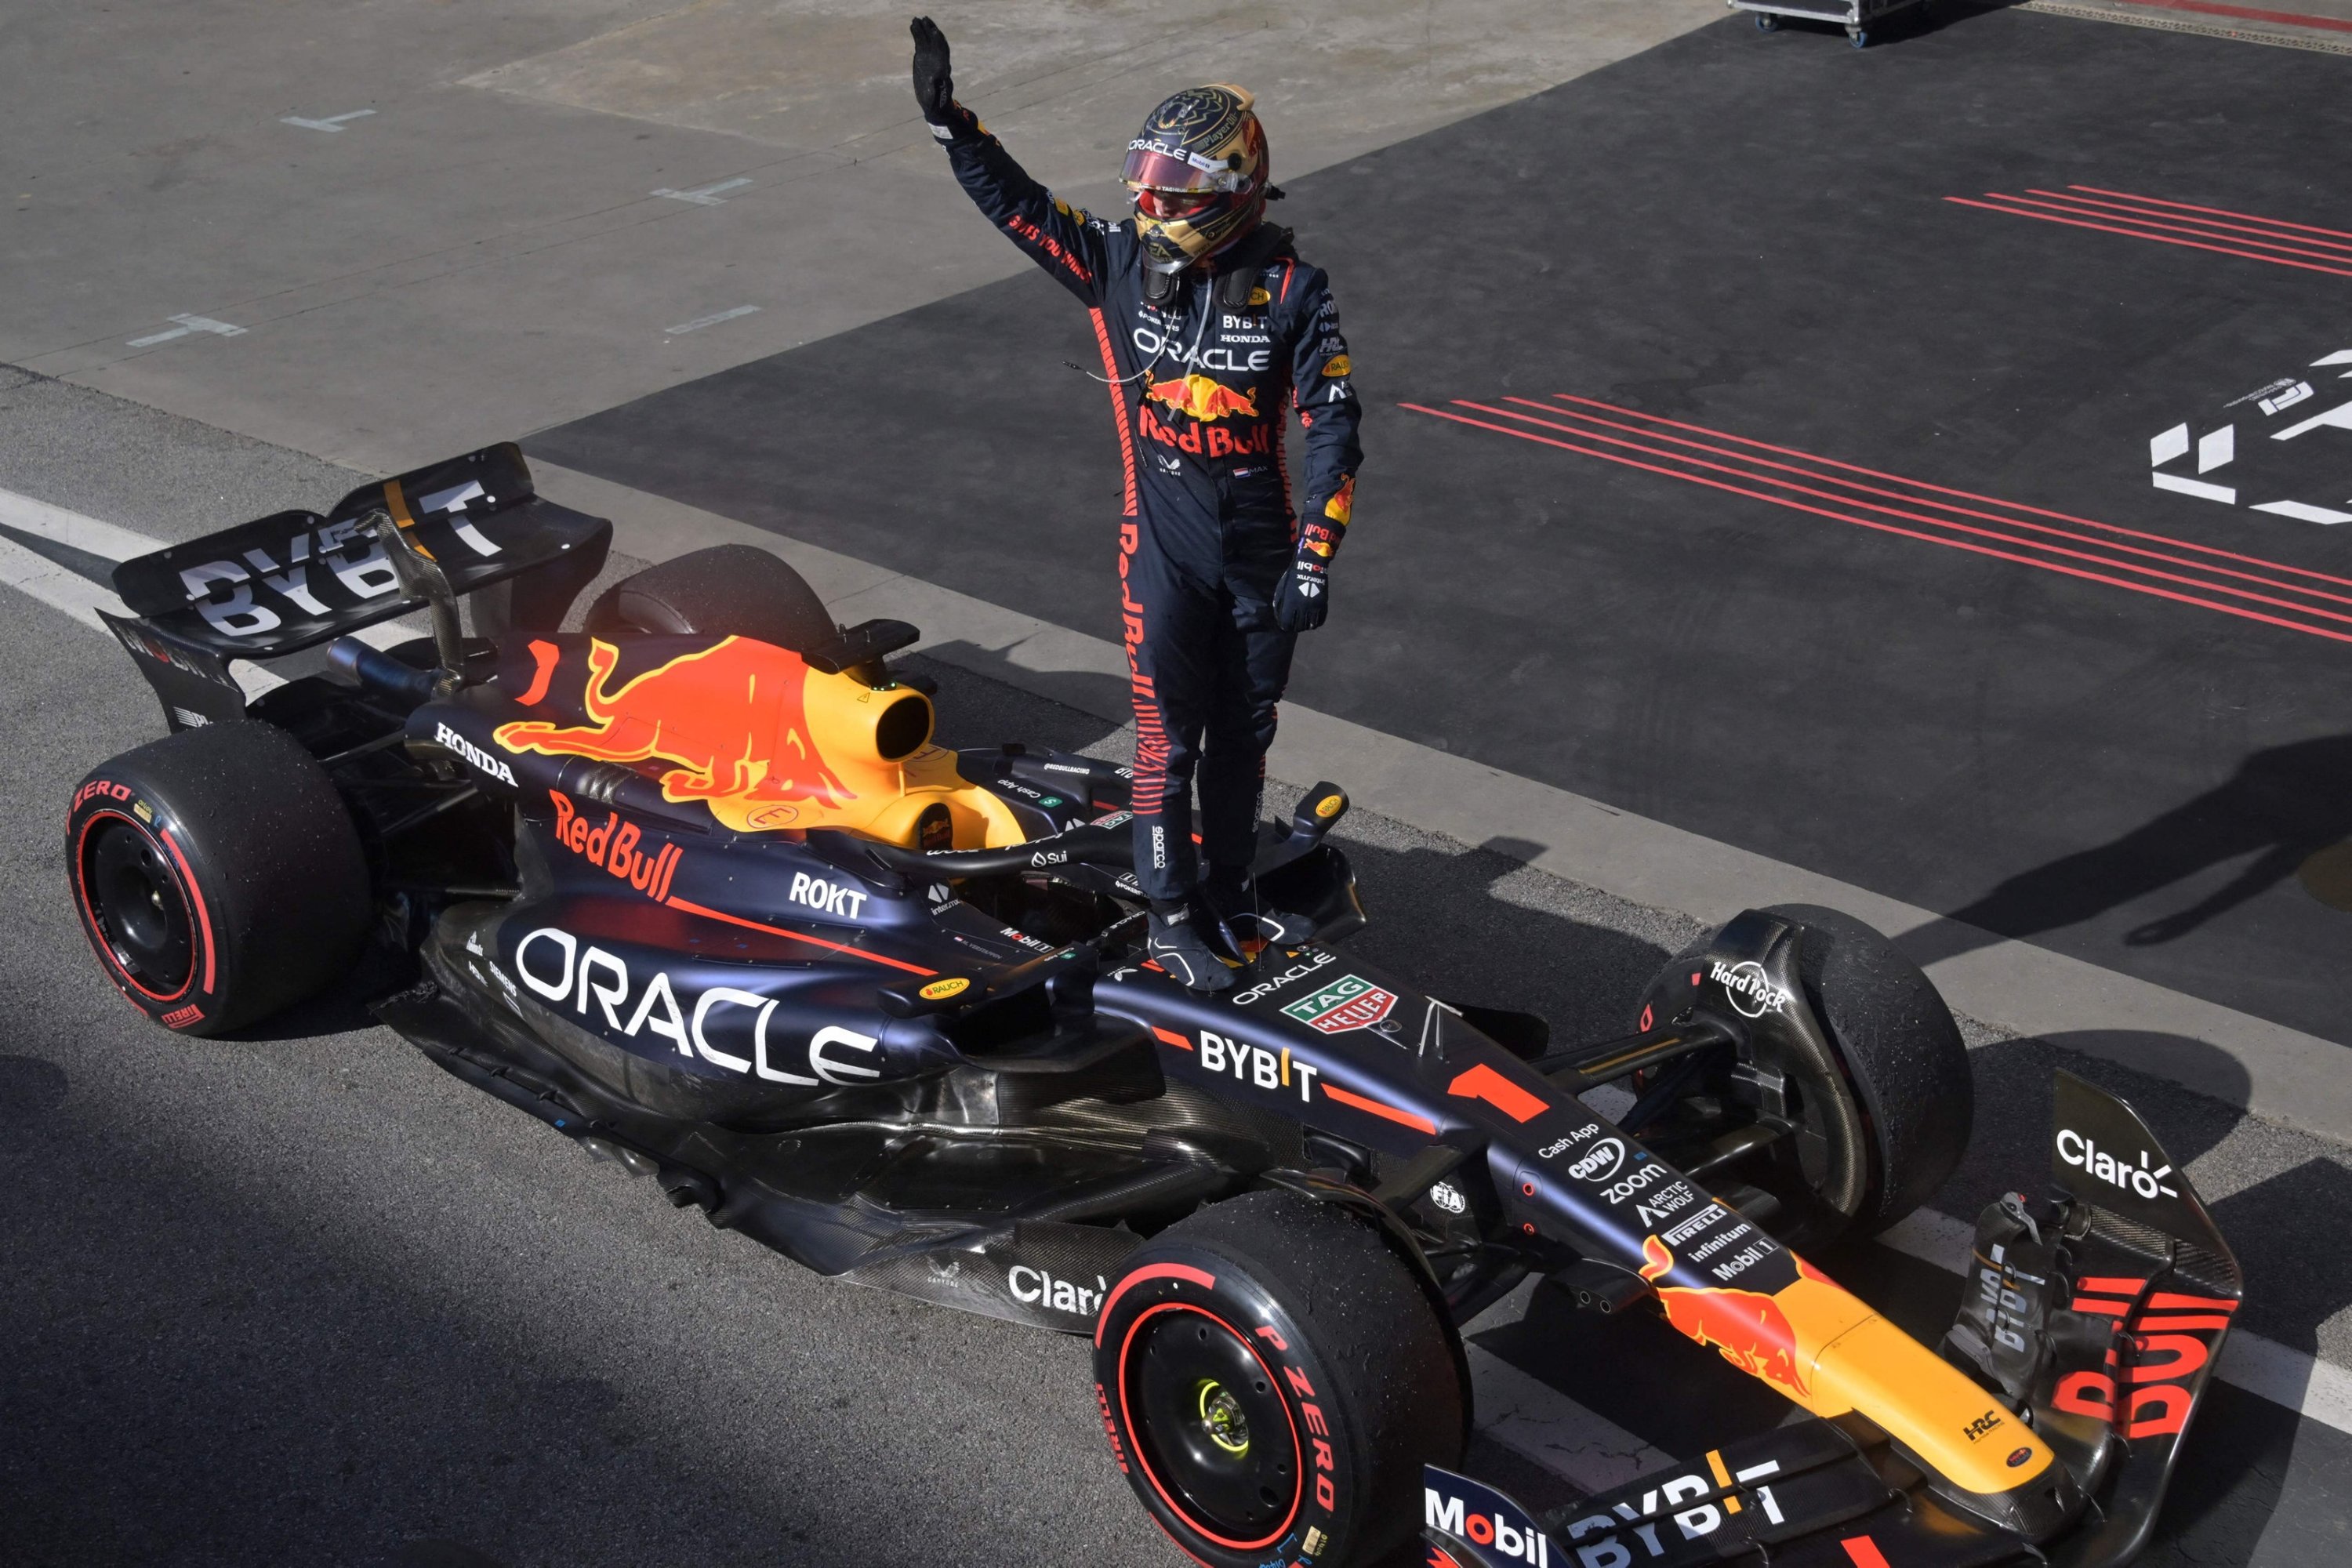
[10,6,2352,1566]
[534,5,2352,1054]
[4,369,2352,1565]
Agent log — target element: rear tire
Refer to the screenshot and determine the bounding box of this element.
[67,721,370,1036]
[1093,1191,1465,1568]
[584,544,835,652]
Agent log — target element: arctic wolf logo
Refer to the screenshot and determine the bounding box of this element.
[495,637,849,830]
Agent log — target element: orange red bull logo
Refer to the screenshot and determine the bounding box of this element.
[495,637,850,832]
[1146,372,1258,423]
[1641,1234,1812,1398]
[1322,474,1356,525]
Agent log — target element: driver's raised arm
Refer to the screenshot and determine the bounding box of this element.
[909,16,1111,307]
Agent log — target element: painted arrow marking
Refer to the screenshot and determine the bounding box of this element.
[652,177,752,206]
[281,109,376,132]
[125,314,248,349]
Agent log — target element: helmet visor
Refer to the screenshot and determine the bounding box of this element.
[1121,141,1240,194]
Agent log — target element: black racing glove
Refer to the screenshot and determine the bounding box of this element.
[1272,556,1330,633]
[909,16,956,125]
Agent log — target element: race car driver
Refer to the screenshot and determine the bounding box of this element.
[909,17,1363,991]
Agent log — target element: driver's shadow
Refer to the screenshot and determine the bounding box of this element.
[1904,731,2352,964]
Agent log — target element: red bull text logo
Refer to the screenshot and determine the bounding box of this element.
[548,789,681,900]
[495,637,850,833]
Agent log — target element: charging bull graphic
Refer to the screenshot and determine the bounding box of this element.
[1146,373,1259,423]
[495,637,851,830]
[1639,1234,1848,1402]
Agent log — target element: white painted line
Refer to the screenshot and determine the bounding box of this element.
[280,109,376,132]
[1878,1207,2352,1438]
[0,485,421,699]
[528,459,2352,1146]
[665,306,761,336]
[0,486,179,562]
[2252,500,2352,524]
[652,177,752,206]
[2151,472,2238,503]
[125,314,247,349]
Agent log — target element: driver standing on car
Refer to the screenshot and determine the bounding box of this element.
[908,18,1363,992]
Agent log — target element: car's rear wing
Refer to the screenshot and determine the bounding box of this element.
[100,444,610,731]
[1425,1069,2240,1568]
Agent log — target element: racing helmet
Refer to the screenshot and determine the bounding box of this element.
[1122,85,1269,274]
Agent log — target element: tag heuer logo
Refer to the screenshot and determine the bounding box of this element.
[1283,974,1398,1034]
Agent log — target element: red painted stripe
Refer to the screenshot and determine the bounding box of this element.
[2096,0,2352,34]
[2149,1292,2240,1312]
[1468,401,2352,627]
[1948,195,2352,280]
[1401,403,2352,646]
[158,827,216,995]
[1506,398,2352,610]
[1152,1025,1193,1050]
[2073,1297,2134,1315]
[1553,394,2352,591]
[661,895,937,975]
[1096,1262,1218,1347]
[1322,1081,1440,1134]
[1841,1537,1893,1568]
[2135,1314,2236,1331]
[2004,191,2352,266]
[2078,1276,2151,1296]
[2027,188,2352,256]
[2071,184,2352,243]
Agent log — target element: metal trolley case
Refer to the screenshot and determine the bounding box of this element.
[1729,0,1931,48]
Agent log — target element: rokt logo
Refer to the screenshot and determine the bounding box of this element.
[788,870,866,920]
[2056,1127,2180,1200]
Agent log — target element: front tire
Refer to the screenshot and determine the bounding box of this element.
[1093,1191,1464,1568]
[67,720,370,1036]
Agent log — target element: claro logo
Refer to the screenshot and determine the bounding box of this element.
[2056,1128,2180,1200]
[1009,1266,1106,1317]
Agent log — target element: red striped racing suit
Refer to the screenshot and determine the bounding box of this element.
[930,104,1363,903]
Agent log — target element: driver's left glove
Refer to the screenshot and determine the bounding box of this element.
[1272,556,1329,633]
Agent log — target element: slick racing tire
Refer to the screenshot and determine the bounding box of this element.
[585,544,836,653]
[1094,1191,1465,1568]
[1653,906,1970,1247]
[67,720,370,1037]
[1762,902,1971,1237]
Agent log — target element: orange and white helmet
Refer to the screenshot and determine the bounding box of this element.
[1122,85,1269,274]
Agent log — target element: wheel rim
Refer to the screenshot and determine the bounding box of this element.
[1123,1305,1302,1546]
[82,818,194,996]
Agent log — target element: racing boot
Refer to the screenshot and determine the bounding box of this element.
[1147,899,1236,992]
[1203,864,1316,950]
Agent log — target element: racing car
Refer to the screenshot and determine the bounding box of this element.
[67,445,2240,1567]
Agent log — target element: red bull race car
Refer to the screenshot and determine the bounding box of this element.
[67,446,2241,1568]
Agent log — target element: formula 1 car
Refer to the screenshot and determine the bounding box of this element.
[67,446,2240,1568]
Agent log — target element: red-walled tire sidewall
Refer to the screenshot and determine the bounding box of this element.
[1092,1193,1465,1568]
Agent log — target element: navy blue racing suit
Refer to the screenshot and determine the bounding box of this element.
[929,105,1364,904]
